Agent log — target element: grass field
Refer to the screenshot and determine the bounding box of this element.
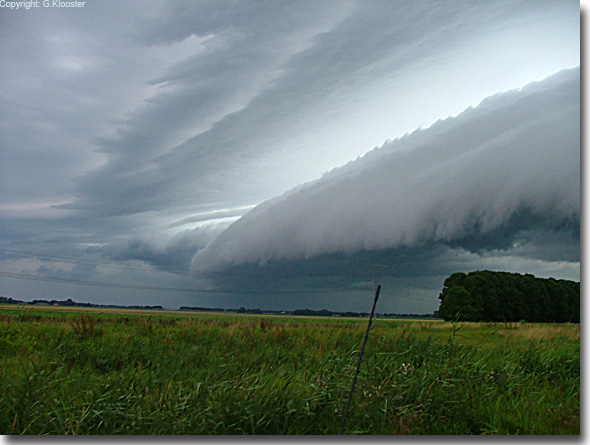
[0,304,579,435]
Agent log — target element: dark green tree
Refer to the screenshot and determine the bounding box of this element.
[438,285,476,321]
[437,270,579,323]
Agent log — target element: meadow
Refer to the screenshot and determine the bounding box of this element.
[0,304,579,435]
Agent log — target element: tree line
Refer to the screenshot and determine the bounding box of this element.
[437,270,579,322]
[0,296,163,311]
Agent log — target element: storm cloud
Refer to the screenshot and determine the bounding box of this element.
[55,0,579,220]
[0,1,580,312]
[193,68,579,274]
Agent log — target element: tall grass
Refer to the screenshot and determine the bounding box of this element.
[0,307,579,435]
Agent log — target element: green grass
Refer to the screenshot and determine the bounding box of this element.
[0,306,579,435]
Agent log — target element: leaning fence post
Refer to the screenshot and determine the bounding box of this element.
[338,284,381,435]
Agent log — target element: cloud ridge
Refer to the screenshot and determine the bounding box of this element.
[192,68,580,273]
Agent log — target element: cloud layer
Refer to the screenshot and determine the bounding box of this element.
[192,68,580,273]
[48,0,579,222]
[0,1,580,312]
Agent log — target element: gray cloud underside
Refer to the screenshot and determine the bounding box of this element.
[192,68,580,274]
[59,0,576,219]
[0,1,579,312]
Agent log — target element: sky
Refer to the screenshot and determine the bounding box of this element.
[0,0,581,313]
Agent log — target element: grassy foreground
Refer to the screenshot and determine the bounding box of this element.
[0,305,579,435]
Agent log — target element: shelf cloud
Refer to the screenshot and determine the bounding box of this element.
[0,1,579,312]
[192,68,579,277]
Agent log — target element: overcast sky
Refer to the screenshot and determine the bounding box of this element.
[0,0,580,313]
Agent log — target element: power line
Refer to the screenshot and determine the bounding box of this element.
[0,248,435,301]
[0,247,375,281]
[0,270,370,295]
[0,247,189,275]
[0,271,198,293]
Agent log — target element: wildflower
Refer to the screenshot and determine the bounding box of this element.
[399,363,413,376]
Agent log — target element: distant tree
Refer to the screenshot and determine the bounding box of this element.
[0,296,23,305]
[437,270,579,323]
[438,285,476,321]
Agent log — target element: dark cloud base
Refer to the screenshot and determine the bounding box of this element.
[0,2,579,313]
[195,210,579,312]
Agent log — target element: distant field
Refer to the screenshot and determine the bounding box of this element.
[0,303,214,318]
[0,305,579,435]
